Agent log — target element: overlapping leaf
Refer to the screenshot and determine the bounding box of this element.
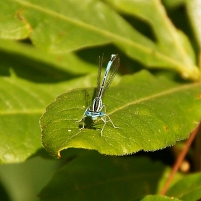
[1,0,200,80]
[0,40,97,163]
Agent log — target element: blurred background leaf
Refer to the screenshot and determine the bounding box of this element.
[1,0,200,79]
[39,151,182,201]
[186,0,201,48]
[167,172,201,201]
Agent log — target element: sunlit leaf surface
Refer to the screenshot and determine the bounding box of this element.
[41,71,201,157]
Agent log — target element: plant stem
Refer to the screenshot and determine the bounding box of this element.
[160,123,200,195]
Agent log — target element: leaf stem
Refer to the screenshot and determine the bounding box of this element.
[160,123,200,195]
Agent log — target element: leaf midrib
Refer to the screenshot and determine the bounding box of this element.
[110,82,200,115]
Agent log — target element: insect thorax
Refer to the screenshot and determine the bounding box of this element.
[91,97,103,112]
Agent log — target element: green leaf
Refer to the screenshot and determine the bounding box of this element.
[1,0,200,80]
[0,39,99,164]
[0,38,96,75]
[0,2,30,39]
[186,0,201,47]
[39,152,168,201]
[167,172,201,201]
[163,0,187,7]
[40,71,201,158]
[132,195,181,201]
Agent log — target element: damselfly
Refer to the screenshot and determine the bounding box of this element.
[76,54,120,135]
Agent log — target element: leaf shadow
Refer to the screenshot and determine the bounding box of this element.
[0,49,82,83]
[76,89,98,131]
